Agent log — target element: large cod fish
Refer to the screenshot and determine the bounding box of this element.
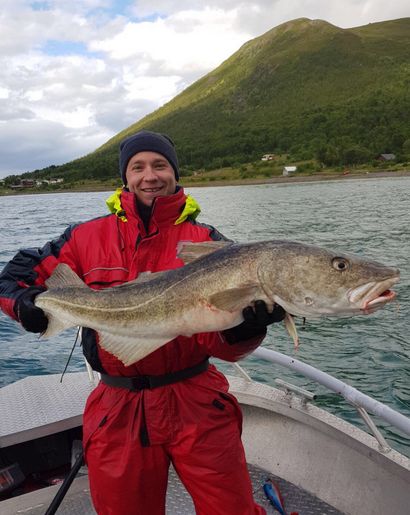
[35,240,399,366]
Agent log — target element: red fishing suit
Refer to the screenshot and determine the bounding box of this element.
[0,188,266,514]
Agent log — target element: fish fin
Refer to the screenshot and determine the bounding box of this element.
[98,332,170,366]
[284,313,299,349]
[41,313,76,338]
[177,241,232,264]
[46,264,86,290]
[209,285,259,312]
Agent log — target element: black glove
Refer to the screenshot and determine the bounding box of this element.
[223,300,286,344]
[14,285,48,333]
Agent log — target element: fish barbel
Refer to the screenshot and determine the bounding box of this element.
[35,240,399,366]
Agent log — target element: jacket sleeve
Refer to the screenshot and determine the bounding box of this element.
[200,330,266,362]
[0,224,80,320]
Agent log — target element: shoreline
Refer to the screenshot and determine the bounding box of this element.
[182,169,410,188]
[1,169,409,196]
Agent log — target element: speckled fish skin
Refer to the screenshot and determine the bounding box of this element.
[35,240,399,366]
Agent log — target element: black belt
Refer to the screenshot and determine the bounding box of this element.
[100,358,209,391]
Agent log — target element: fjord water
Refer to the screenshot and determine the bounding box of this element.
[0,177,409,455]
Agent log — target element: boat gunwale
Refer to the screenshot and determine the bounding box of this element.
[227,374,410,478]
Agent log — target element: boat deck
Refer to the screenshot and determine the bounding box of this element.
[1,463,344,514]
[0,372,343,514]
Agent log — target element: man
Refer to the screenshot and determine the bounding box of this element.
[0,130,285,514]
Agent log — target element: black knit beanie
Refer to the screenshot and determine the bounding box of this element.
[119,130,179,185]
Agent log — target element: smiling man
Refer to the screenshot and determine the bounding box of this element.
[120,131,179,206]
[0,129,285,514]
[126,151,176,203]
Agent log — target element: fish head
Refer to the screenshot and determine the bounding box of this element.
[257,241,399,318]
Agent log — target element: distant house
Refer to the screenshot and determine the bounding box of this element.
[378,153,396,162]
[21,179,35,188]
[10,179,35,189]
[42,178,64,184]
[282,166,297,176]
[261,154,275,161]
[36,178,64,186]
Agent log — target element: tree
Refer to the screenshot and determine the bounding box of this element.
[316,144,339,166]
[341,145,372,165]
[402,139,410,159]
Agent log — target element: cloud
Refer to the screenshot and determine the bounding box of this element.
[0,1,408,177]
[0,2,92,56]
[133,0,409,29]
[0,119,110,174]
[90,8,251,74]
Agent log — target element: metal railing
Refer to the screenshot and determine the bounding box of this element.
[234,347,410,450]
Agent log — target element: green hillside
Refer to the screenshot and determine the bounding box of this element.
[19,17,410,182]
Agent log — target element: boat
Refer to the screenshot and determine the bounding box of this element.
[1,347,409,515]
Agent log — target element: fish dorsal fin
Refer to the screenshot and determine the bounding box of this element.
[177,241,232,264]
[209,285,259,312]
[45,264,86,290]
[98,331,170,366]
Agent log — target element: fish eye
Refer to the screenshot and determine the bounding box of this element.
[332,257,349,271]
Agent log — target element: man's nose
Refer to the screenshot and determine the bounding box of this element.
[144,166,157,179]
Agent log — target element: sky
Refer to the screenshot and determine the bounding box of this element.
[0,1,408,178]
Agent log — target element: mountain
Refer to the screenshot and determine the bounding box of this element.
[25,17,410,181]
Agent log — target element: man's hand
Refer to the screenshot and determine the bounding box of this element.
[242,300,286,328]
[15,286,48,333]
[223,300,286,344]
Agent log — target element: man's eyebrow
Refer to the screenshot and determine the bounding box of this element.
[132,157,168,164]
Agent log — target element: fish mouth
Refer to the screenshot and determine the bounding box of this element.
[348,275,399,313]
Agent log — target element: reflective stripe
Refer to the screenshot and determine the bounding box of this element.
[82,267,129,277]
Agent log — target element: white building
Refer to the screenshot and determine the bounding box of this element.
[282,166,297,176]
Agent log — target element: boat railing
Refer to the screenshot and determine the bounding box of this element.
[232,347,410,453]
